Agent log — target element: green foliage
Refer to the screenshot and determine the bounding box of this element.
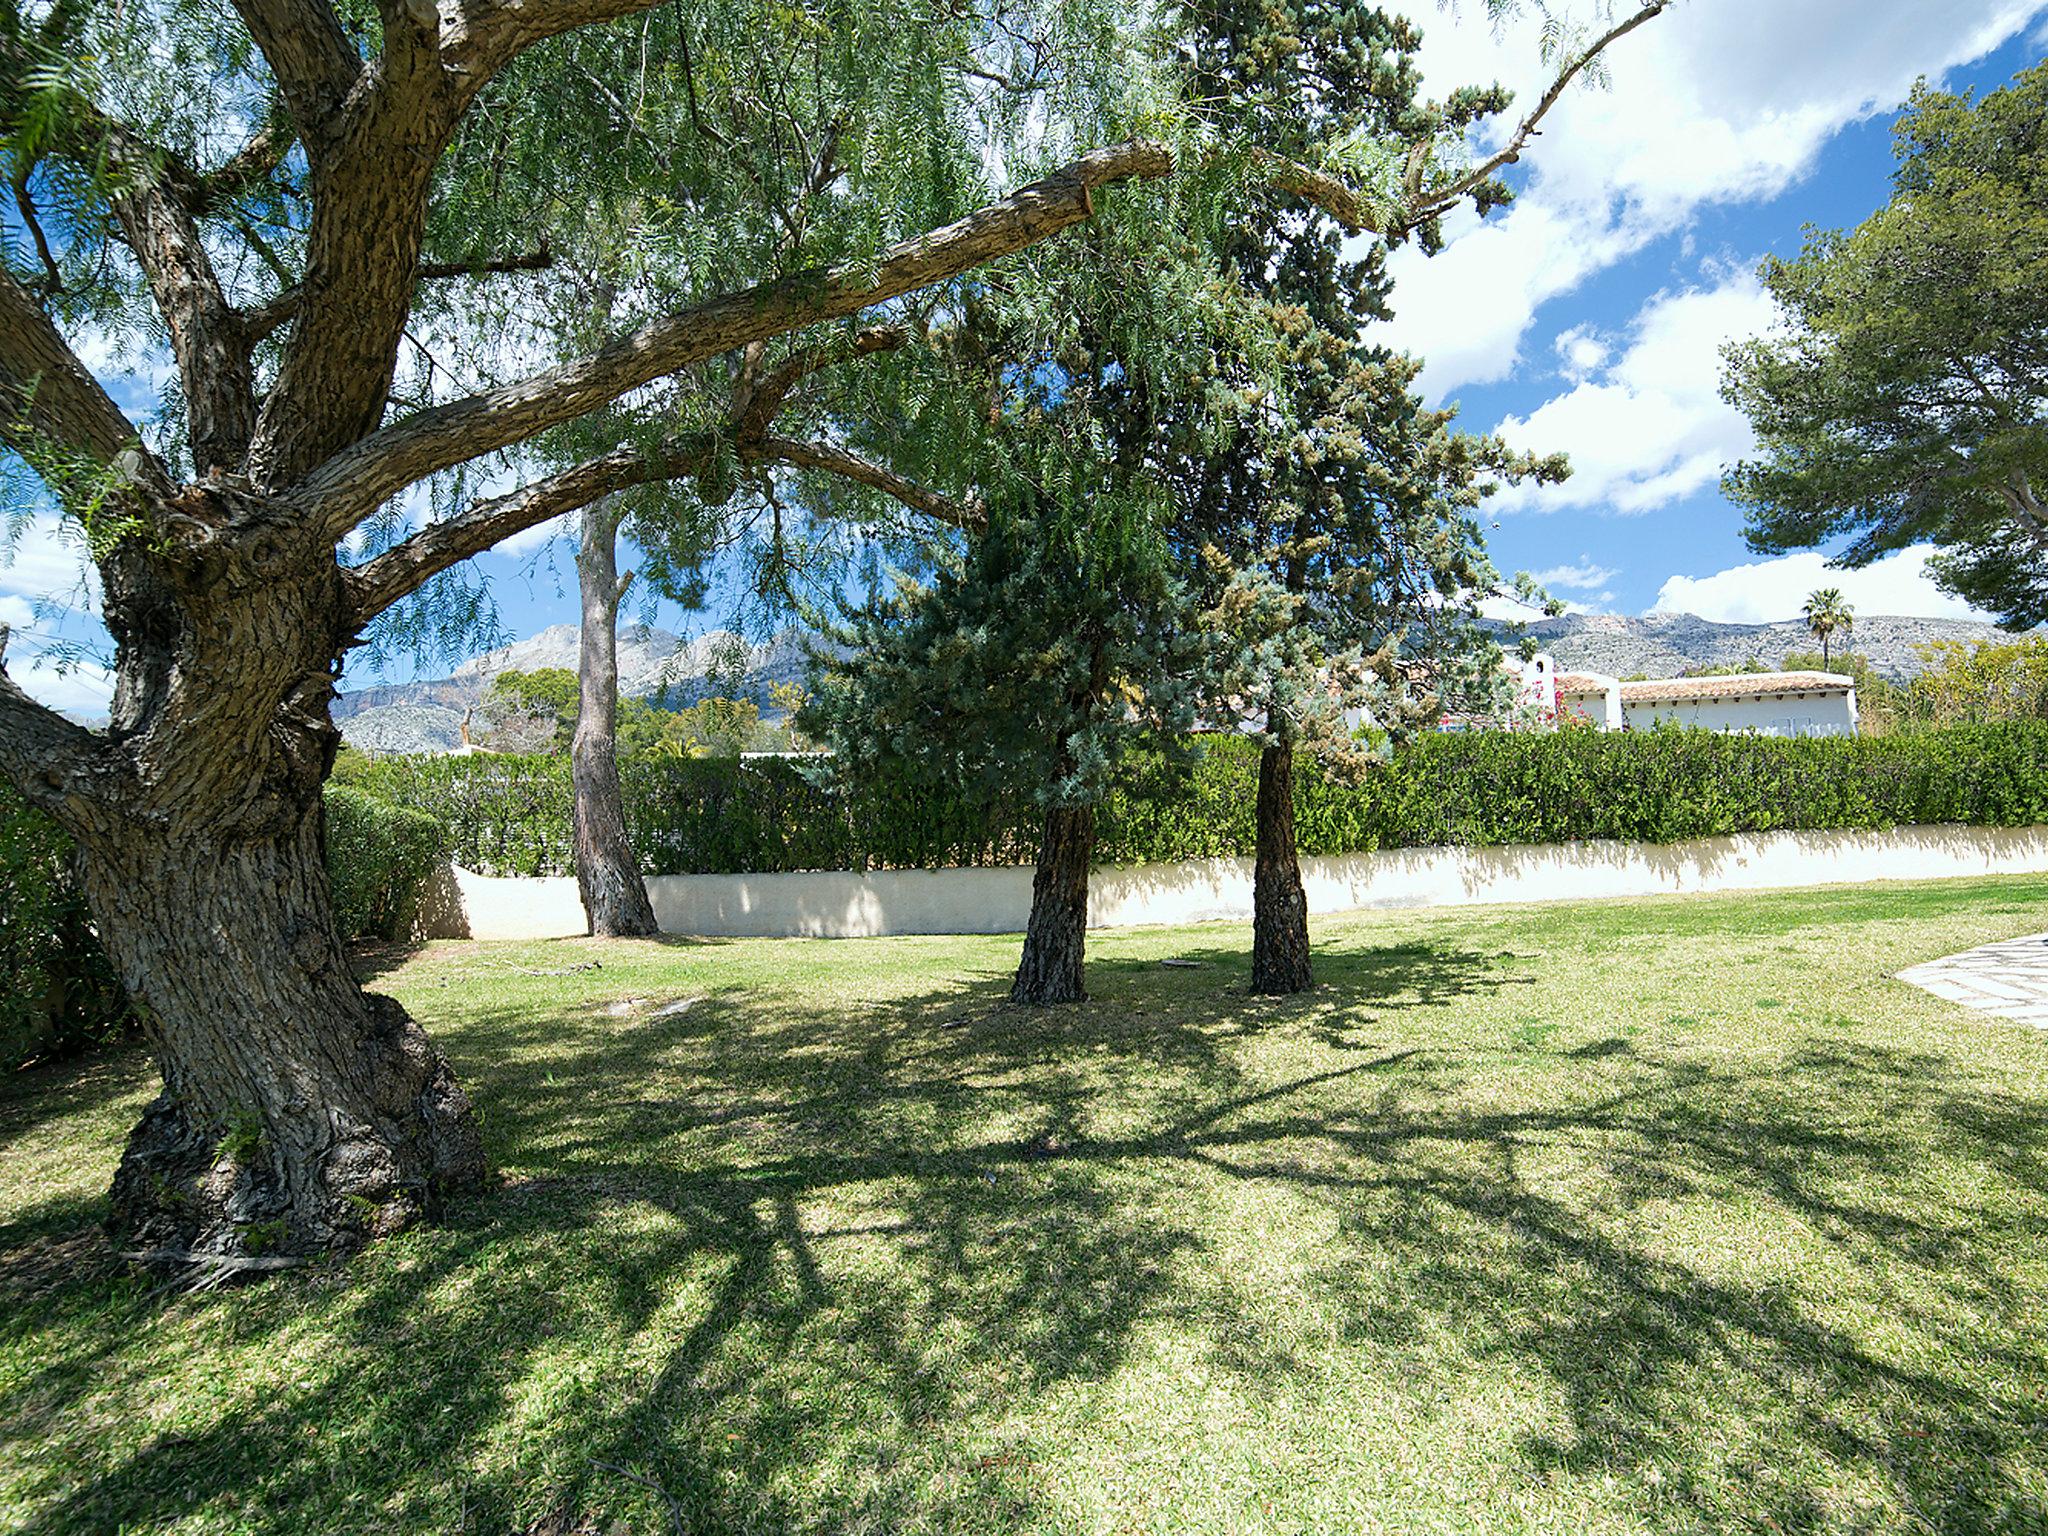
[1723,61,2048,626]
[1167,0,1566,762]
[807,485,1208,815]
[803,199,1243,823]
[627,694,804,757]
[474,668,580,752]
[0,782,133,1071]
[344,724,2048,878]
[1902,636,2048,726]
[218,1109,267,1168]
[324,788,447,942]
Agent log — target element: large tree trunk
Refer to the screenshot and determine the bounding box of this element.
[1011,803,1095,1006]
[47,550,487,1261]
[86,803,485,1258]
[1250,736,1313,995]
[572,501,659,937]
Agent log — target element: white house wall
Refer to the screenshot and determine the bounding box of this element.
[1621,694,1856,736]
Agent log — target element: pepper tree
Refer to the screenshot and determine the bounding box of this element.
[0,0,1663,1260]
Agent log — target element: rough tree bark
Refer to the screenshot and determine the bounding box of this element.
[1011,803,1095,1005]
[1250,732,1313,995]
[93,804,484,1256]
[12,544,487,1259]
[572,498,660,937]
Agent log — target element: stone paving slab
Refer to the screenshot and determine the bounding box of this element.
[1897,931,2048,1029]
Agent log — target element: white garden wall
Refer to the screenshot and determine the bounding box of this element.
[415,824,2048,941]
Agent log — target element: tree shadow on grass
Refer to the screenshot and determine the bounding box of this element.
[0,1046,154,1163]
[7,937,2048,1533]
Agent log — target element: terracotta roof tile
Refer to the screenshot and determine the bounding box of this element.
[1553,672,1615,694]
[1617,671,1854,704]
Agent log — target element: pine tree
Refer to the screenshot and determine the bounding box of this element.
[808,463,1202,1004]
[802,202,1245,1004]
[1724,62,2048,626]
[1160,0,1566,993]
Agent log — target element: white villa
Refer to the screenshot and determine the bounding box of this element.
[1514,654,1860,737]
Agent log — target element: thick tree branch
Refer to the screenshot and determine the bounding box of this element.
[443,0,670,79]
[751,437,984,531]
[0,626,113,821]
[0,43,260,473]
[342,439,712,622]
[0,270,175,493]
[244,0,665,487]
[98,133,259,475]
[299,140,1179,531]
[344,420,978,625]
[228,0,362,137]
[1407,2,1671,229]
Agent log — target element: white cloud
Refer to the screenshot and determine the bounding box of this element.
[1379,0,2048,392]
[1532,557,1618,591]
[1490,269,1779,515]
[0,513,99,608]
[10,656,115,719]
[1651,546,1998,624]
[1553,325,1610,382]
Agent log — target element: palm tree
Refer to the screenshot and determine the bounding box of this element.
[1803,588,1854,670]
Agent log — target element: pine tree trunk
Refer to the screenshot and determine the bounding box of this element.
[1011,803,1094,1005]
[1250,737,1313,995]
[572,501,659,937]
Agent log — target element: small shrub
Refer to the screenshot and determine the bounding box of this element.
[0,784,134,1070]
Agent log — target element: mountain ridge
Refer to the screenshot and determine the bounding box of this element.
[334,612,2018,754]
[1510,611,2011,684]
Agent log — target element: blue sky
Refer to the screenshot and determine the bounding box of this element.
[5,0,2047,713]
[1376,0,2048,626]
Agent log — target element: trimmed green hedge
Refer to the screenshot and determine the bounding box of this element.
[326,787,447,941]
[344,722,2048,878]
[1,786,135,1071]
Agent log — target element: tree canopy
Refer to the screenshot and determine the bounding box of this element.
[0,0,1670,1260]
[1722,60,2048,626]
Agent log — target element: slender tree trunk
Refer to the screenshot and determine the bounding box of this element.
[1250,733,1314,995]
[572,500,659,937]
[1011,803,1094,1005]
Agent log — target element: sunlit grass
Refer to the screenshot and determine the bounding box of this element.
[5,876,2048,1533]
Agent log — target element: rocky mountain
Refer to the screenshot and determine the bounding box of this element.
[1504,611,2015,685]
[334,624,815,754]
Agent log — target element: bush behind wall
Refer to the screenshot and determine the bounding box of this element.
[345,722,2048,878]
[1,786,135,1071]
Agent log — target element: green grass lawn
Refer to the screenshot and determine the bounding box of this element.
[6,878,2048,1534]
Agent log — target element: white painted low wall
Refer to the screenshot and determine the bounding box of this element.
[416,824,2048,942]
